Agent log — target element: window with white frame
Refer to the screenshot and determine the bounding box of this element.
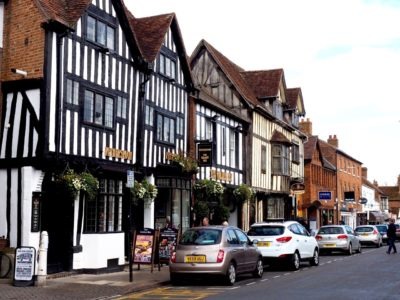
[83,90,114,128]
[229,129,236,167]
[272,144,290,175]
[86,15,115,50]
[84,179,122,233]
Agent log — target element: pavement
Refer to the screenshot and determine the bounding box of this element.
[0,264,171,300]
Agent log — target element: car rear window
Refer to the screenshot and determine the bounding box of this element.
[355,227,373,233]
[179,229,222,245]
[318,227,344,234]
[247,226,284,236]
[375,225,387,232]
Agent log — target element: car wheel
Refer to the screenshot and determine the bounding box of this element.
[225,262,236,286]
[310,249,319,266]
[356,243,362,253]
[253,258,264,278]
[347,243,353,255]
[289,251,300,270]
[170,273,182,286]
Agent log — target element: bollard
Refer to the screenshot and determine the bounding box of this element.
[36,231,48,285]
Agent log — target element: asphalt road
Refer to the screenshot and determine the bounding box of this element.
[121,245,400,300]
[206,246,400,300]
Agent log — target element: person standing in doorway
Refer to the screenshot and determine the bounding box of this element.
[202,217,209,226]
[387,218,397,254]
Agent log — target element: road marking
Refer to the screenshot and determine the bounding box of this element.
[261,278,269,282]
[283,273,291,276]
[246,282,256,286]
[117,287,220,300]
[273,275,281,278]
[207,287,239,290]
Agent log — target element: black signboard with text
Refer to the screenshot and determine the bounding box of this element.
[31,193,41,232]
[158,227,178,263]
[197,143,212,166]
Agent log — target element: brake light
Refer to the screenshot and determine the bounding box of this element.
[276,236,292,243]
[217,249,225,263]
[170,252,176,263]
[315,235,322,241]
[373,229,378,235]
[337,234,348,239]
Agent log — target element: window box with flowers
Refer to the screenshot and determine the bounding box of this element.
[170,152,199,174]
[131,179,158,207]
[56,169,99,201]
[193,179,224,203]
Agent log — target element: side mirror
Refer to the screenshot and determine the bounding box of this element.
[252,239,259,245]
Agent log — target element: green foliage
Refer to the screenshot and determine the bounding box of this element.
[233,184,254,202]
[56,169,99,200]
[170,152,199,173]
[193,179,224,202]
[193,200,210,222]
[132,179,158,199]
[212,204,230,225]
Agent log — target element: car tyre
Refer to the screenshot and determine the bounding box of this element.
[289,251,300,270]
[310,249,319,266]
[356,243,362,253]
[347,243,353,256]
[225,262,236,286]
[170,273,182,286]
[253,258,264,278]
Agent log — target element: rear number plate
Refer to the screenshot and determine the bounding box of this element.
[185,255,206,263]
[258,241,271,247]
[324,244,336,247]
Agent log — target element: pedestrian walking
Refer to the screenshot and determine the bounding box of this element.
[386,218,397,254]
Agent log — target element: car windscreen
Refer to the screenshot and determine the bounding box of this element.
[247,226,284,236]
[179,229,222,245]
[317,227,344,234]
[355,227,373,233]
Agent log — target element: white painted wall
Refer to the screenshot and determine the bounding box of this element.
[80,233,125,269]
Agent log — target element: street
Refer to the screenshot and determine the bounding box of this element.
[119,246,400,300]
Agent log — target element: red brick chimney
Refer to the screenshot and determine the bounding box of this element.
[362,167,368,179]
[299,118,312,136]
[327,134,339,148]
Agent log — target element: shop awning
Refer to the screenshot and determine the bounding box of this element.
[369,211,386,223]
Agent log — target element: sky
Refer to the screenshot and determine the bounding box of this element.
[127,0,400,186]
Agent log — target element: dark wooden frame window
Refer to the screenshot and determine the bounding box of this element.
[272,144,290,175]
[83,90,114,128]
[261,145,267,174]
[84,179,122,233]
[145,104,154,126]
[159,53,176,79]
[86,14,115,50]
[66,79,79,106]
[292,143,300,164]
[116,96,127,120]
[156,113,175,144]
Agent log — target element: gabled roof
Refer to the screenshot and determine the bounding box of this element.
[286,87,306,116]
[34,0,91,29]
[127,12,193,87]
[240,69,285,101]
[190,39,258,107]
[379,186,400,200]
[304,136,336,171]
[318,138,363,165]
[363,178,386,195]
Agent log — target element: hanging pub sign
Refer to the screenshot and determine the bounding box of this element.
[344,191,355,202]
[290,183,305,195]
[197,143,212,166]
[13,247,36,287]
[158,227,179,264]
[133,228,155,264]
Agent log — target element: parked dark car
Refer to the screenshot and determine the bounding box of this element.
[375,224,388,244]
[395,224,400,240]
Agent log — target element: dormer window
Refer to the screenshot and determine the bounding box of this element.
[86,15,115,50]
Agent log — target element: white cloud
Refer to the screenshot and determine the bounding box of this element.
[128,0,400,185]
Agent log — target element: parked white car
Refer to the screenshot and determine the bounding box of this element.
[354,225,383,247]
[247,221,319,270]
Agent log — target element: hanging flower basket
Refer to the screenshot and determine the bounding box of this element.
[56,169,99,201]
[193,179,224,203]
[131,179,158,205]
[233,184,254,202]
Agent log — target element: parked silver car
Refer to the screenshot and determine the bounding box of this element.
[315,225,362,255]
[354,225,383,247]
[169,226,263,285]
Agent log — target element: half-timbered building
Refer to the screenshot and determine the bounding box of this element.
[0,0,193,275]
[189,40,252,227]
[127,13,194,232]
[241,69,307,228]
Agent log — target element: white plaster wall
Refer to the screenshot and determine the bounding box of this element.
[0,169,7,237]
[80,233,125,269]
